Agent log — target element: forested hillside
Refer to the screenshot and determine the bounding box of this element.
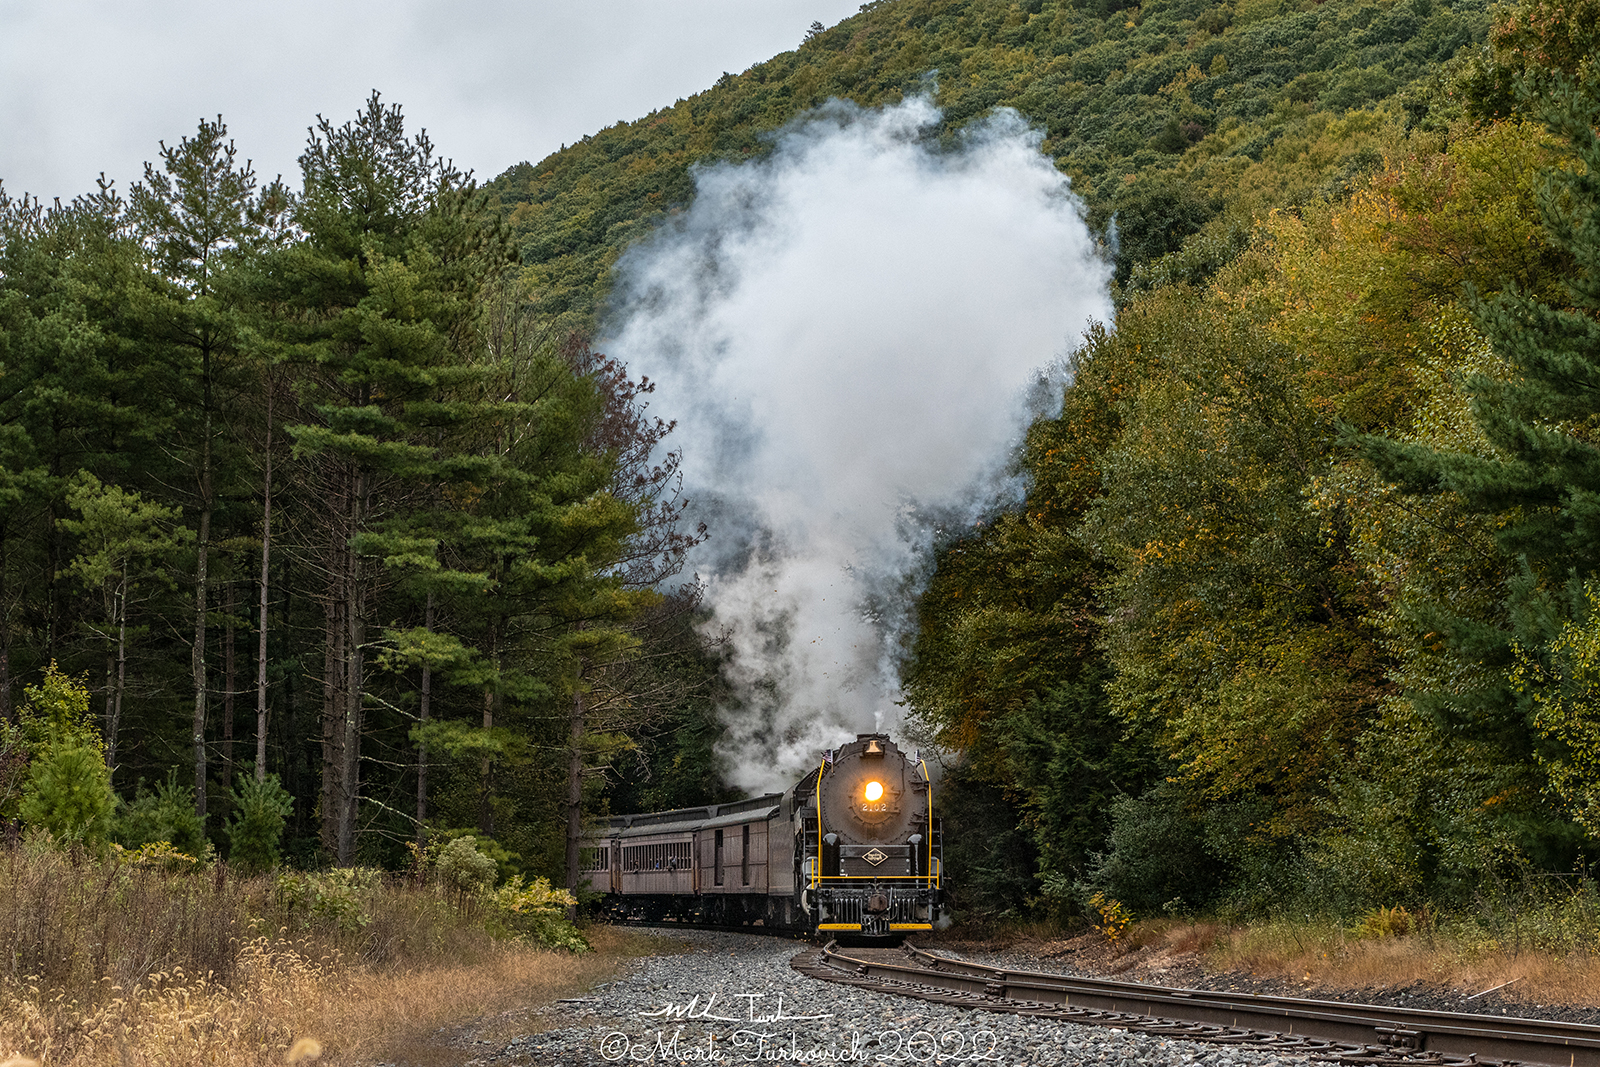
[486,0,1488,328]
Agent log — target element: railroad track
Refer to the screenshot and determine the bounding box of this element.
[604,917,806,939]
[791,940,1600,1067]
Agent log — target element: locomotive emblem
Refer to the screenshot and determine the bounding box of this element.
[863,847,888,865]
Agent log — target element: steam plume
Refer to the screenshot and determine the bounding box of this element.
[605,95,1110,792]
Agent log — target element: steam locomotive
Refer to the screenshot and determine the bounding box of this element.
[579,733,949,939]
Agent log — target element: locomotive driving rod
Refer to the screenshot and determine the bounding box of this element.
[795,940,1600,1067]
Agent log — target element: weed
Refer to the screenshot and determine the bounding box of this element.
[1355,905,1416,939]
[1088,892,1133,942]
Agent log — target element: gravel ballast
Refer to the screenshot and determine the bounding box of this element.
[471,929,1315,1066]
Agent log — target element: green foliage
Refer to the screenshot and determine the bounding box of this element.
[1354,73,1600,865]
[1449,0,1600,122]
[1513,583,1600,838]
[1081,286,1386,835]
[224,772,294,873]
[1443,870,1600,955]
[489,0,1492,333]
[0,79,687,885]
[16,664,98,750]
[20,743,116,847]
[937,769,1042,918]
[408,834,586,949]
[1000,674,1162,906]
[60,472,192,594]
[483,874,589,952]
[15,667,115,847]
[1092,173,1218,285]
[1120,222,1252,298]
[116,770,208,858]
[275,867,382,931]
[1083,781,1228,912]
[433,834,499,896]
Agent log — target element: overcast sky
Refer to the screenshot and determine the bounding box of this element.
[0,0,865,203]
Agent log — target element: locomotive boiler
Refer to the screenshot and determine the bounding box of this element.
[579,733,949,939]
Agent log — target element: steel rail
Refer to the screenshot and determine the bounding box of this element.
[595,917,805,939]
[793,941,1600,1067]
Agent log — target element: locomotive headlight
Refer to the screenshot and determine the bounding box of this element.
[864,780,884,802]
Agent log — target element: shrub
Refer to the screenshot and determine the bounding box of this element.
[275,867,382,932]
[18,663,100,750]
[116,769,208,858]
[19,742,115,848]
[225,773,293,873]
[485,874,589,952]
[112,839,204,872]
[433,835,497,897]
[1355,904,1417,939]
[15,666,115,848]
[1088,891,1133,942]
[1083,781,1225,912]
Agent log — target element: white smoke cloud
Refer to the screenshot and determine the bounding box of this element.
[604,94,1111,793]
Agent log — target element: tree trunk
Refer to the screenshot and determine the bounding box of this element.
[0,618,9,721]
[115,602,127,772]
[478,619,498,837]
[192,396,213,819]
[319,549,347,857]
[337,467,367,865]
[222,581,235,794]
[256,425,272,783]
[0,532,11,722]
[103,647,115,769]
[112,576,127,776]
[46,507,62,664]
[565,679,585,897]
[416,592,431,847]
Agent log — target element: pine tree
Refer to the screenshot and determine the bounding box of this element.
[16,665,115,846]
[271,93,495,861]
[0,183,180,723]
[128,116,281,819]
[58,473,192,774]
[264,93,646,863]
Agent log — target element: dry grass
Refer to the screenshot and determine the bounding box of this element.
[1202,917,1600,1004]
[938,890,1600,1008]
[346,927,661,1065]
[0,844,653,1066]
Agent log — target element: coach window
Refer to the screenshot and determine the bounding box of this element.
[714,828,724,886]
[741,824,751,885]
